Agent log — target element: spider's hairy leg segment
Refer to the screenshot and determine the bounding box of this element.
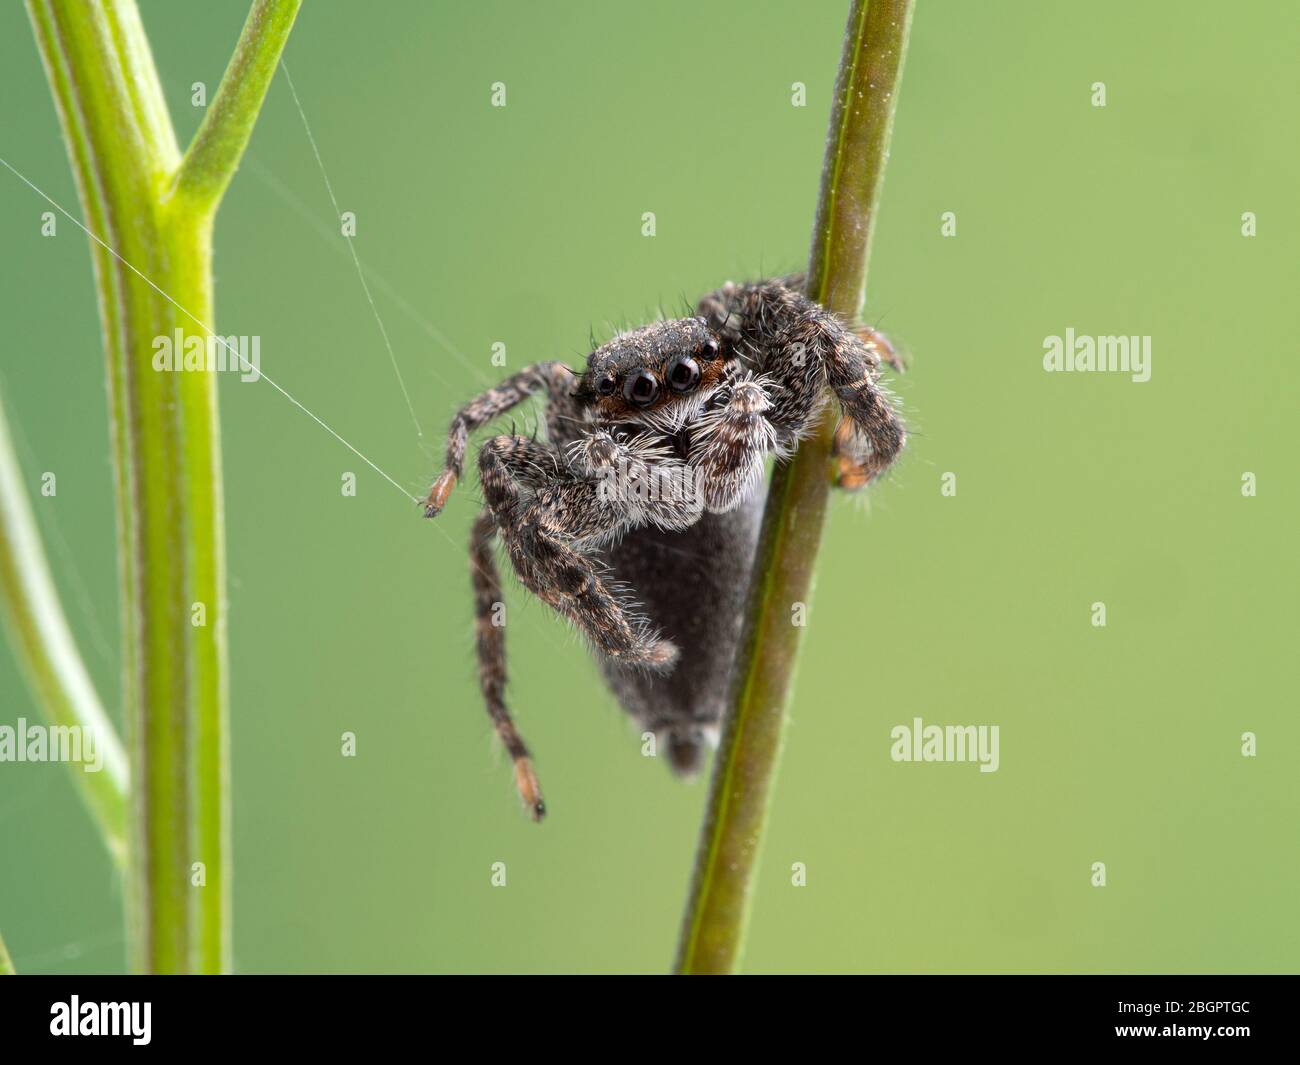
[718,276,906,485]
[477,435,679,670]
[568,431,702,532]
[510,526,680,669]
[821,343,906,486]
[423,361,570,518]
[690,376,778,512]
[695,282,741,337]
[476,434,563,511]
[470,509,545,821]
[694,273,806,340]
[543,368,593,451]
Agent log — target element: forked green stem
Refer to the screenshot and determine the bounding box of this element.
[174,0,301,208]
[24,0,301,973]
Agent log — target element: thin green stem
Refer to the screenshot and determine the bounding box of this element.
[101,0,182,175]
[26,0,299,973]
[173,0,302,210]
[675,0,914,975]
[0,930,13,974]
[0,388,128,864]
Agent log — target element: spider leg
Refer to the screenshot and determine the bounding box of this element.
[688,372,778,512]
[510,528,678,668]
[855,322,907,375]
[830,323,907,490]
[563,429,703,534]
[542,371,592,451]
[470,509,545,821]
[424,361,572,517]
[820,339,905,488]
[698,276,906,487]
[478,435,679,670]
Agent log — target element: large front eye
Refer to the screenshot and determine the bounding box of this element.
[623,369,660,406]
[595,375,616,396]
[667,356,701,393]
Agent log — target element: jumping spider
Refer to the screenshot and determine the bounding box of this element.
[424,274,906,820]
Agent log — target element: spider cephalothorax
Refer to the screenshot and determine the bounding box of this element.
[424,275,906,820]
[574,318,728,431]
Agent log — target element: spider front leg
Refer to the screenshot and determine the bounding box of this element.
[820,334,905,488]
[688,372,779,512]
[831,322,906,488]
[478,434,680,670]
[699,277,906,487]
[424,361,573,517]
[564,429,704,533]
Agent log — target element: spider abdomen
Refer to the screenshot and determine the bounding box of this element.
[595,487,765,775]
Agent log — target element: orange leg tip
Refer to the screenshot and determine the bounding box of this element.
[514,759,545,823]
[423,470,456,517]
[834,455,872,491]
[856,326,906,374]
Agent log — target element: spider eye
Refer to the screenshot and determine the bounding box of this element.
[667,356,701,393]
[595,375,616,396]
[623,370,660,406]
[702,337,720,358]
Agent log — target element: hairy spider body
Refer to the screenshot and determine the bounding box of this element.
[425,275,905,820]
[596,497,765,776]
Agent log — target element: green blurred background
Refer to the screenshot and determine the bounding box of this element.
[1,0,1296,973]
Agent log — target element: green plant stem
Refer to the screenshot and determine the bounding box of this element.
[174,0,301,208]
[675,0,914,975]
[0,388,128,864]
[0,930,13,974]
[26,0,299,974]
